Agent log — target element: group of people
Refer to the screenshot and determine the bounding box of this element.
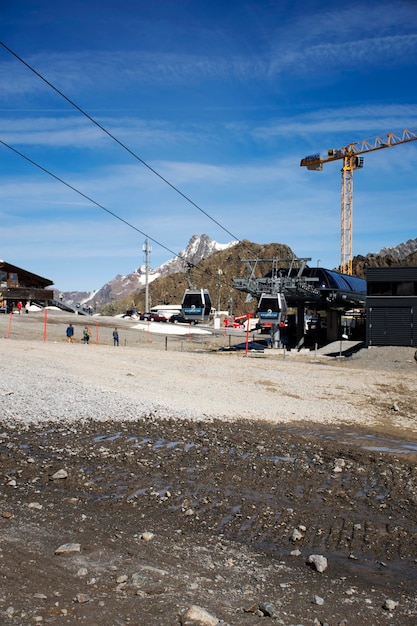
[14,301,30,314]
[66,324,119,346]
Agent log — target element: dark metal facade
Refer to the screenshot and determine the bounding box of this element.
[366,267,417,346]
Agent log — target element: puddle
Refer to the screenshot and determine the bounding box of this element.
[273,424,417,457]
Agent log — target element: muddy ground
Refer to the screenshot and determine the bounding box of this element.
[2,416,417,625]
[1,312,417,625]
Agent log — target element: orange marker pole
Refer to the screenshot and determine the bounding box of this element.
[95,321,99,344]
[43,307,48,342]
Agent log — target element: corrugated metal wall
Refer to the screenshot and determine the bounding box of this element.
[366,267,417,346]
[367,305,415,346]
[367,267,417,282]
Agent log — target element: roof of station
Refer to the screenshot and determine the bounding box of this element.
[302,268,366,294]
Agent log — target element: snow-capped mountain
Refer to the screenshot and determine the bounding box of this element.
[62,234,238,307]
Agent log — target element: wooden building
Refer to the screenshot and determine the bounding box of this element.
[0,260,54,312]
[366,266,417,346]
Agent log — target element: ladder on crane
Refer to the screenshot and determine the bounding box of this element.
[300,128,417,275]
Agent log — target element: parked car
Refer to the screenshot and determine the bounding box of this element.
[151,313,168,322]
[169,314,196,325]
[140,312,168,322]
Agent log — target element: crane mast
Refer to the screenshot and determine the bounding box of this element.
[300,128,417,275]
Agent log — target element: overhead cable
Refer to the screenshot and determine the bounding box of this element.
[0,40,242,244]
[0,139,200,270]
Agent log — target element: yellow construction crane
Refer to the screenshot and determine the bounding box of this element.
[300,128,417,275]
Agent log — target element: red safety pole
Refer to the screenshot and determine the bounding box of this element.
[43,307,48,342]
[7,311,12,338]
[95,321,99,344]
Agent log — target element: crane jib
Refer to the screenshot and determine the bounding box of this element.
[299,127,417,275]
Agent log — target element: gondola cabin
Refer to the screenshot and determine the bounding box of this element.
[257,293,287,325]
[181,289,212,322]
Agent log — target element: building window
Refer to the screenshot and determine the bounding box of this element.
[395,282,416,296]
[368,281,417,296]
[367,281,392,296]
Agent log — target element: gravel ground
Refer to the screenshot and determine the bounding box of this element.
[1,310,417,625]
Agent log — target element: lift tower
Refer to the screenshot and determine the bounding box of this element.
[300,128,417,275]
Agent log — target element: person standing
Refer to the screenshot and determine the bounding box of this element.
[113,327,119,346]
[25,301,30,314]
[17,301,23,315]
[83,326,91,344]
[66,323,74,343]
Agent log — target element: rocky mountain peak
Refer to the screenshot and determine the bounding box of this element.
[371,237,417,261]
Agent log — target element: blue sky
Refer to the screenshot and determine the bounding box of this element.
[1,0,417,292]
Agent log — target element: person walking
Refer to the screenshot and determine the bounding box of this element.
[17,301,23,315]
[83,326,91,344]
[66,323,74,343]
[25,301,30,314]
[113,327,119,346]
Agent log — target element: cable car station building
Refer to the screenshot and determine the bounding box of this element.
[233,258,367,349]
[0,260,54,312]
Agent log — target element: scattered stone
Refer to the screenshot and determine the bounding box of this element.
[54,543,81,555]
[258,601,280,617]
[116,574,128,583]
[308,554,328,573]
[383,598,398,611]
[291,528,304,541]
[312,595,324,605]
[2,511,13,519]
[140,531,155,541]
[51,469,68,480]
[290,549,302,556]
[27,502,43,510]
[74,593,90,604]
[77,567,88,577]
[180,605,219,625]
[392,403,400,412]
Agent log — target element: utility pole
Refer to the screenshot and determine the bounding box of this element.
[217,269,222,312]
[143,238,151,313]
